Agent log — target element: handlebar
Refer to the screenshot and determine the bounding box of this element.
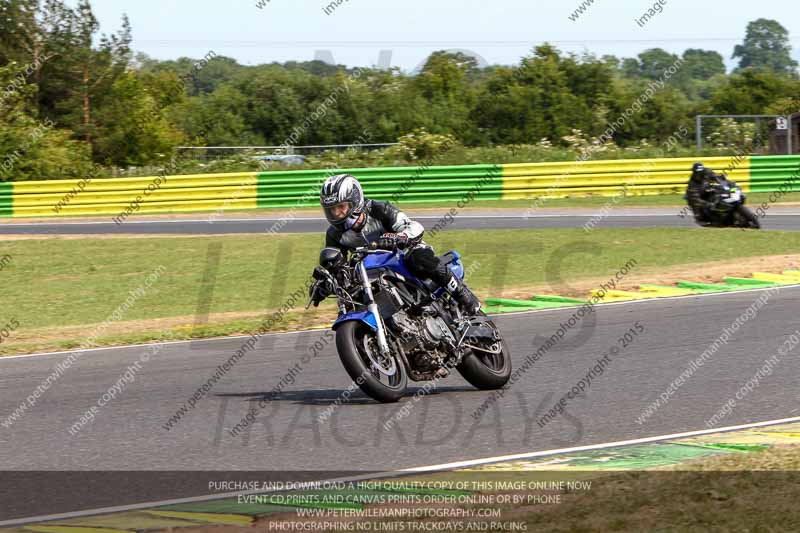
[353,244,397,255]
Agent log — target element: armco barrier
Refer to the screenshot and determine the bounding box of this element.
[1,156,799,218]
[0,182,11,217]
[256,165,503,209]
[501,156,752,199]
[749,156,800,193]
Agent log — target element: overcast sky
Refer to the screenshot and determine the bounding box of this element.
[73,0,800,71]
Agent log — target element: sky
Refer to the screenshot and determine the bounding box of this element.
[71,0,800,72]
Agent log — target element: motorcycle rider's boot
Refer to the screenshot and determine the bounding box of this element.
[694,215,712,227]
[445,272,481,315]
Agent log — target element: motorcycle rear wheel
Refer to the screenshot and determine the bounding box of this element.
[457,313,512,390]
[335,321,408,403]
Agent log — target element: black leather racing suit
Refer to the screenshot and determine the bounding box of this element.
[325,199,456,291]
[686,168,716,223]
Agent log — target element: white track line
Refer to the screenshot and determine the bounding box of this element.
[2,283,797,362]
[402,415,800,472]
[2,414,799,527]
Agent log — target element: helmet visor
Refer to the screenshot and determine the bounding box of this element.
[324,201,353,224]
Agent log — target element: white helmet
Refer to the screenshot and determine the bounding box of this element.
[320,174,366,230]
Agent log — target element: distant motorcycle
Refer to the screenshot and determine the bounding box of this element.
[688,174,760,229]
[308,244,511,403]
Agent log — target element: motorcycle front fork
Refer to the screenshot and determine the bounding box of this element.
[358,261,391,355]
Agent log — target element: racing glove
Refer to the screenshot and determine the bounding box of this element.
[309,279,335,307]
[374,233,410,251]
[309,266,333,307]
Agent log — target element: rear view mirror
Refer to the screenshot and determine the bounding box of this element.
[319,247,344,270]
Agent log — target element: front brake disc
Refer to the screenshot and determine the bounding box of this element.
[362,336,397,377]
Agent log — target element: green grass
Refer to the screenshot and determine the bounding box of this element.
[2,227,799,354]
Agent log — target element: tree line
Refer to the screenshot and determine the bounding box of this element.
[1,0,799,181]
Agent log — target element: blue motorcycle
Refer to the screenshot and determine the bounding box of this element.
[308,245,511,403]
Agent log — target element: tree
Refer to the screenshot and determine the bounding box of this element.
[682,49,726,80]
[92,71,185,166]
[66,1,132,145]
[0,64,92,181]
[710,69,798,114]
[416,52,477,97]
[470,45,611,145]
[733,18,798,76]
[622,48,678,80]
[409,52,477,136]
[173,87,263,147]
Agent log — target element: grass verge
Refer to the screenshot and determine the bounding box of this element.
[2,227,800,355]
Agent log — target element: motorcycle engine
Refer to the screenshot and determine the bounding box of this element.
[422,316,456,347]
[391,310,455,372]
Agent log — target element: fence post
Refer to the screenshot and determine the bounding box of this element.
[696,115,703,151]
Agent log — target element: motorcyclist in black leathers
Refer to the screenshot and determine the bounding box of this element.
[311,174,481,314]
[686,162,718,225]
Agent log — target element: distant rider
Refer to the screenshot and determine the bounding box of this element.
[311,174,481,314]
[686,162,718,225]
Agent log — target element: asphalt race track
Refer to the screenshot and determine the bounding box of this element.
[2,285,799,520]
[3,206,800,521]
[3,207,800,234]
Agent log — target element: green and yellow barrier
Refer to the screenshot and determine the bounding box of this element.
[0,156,798,218]
[501,156,754,200]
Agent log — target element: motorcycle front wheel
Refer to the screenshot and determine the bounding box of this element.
[734,205,761,229]
[335,321,408,403]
